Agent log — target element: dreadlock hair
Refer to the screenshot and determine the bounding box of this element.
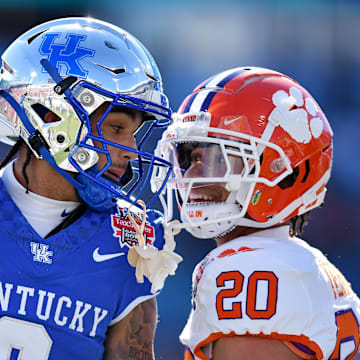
[289,211,312,237]
[0,139,24,170]
[22,147,32,193]
[0,138,32,192]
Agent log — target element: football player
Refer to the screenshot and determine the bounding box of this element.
[0,17,181,359]
[152,67,360,359]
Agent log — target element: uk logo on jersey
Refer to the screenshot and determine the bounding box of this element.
[39,32,95,78]
[111,208,155,248]
[30,242,53,264]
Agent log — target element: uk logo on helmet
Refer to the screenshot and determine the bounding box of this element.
[39,32,95,78]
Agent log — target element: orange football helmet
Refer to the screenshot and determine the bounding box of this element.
[152,67,333,238]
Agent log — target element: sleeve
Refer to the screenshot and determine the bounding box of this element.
[180,247,338,360]
[109,273,157,326]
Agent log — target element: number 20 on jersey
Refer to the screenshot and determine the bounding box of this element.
[216,270,278,320]
[215,270,360,360]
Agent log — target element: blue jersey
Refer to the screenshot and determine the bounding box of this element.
[0,180,165,359]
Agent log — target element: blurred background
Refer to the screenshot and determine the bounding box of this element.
[0,0,359,358]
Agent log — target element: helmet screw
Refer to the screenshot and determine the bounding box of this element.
[270,158,285,173]
[80,91,94,106]
[54,85,62,94]
[76,149,90,164]
[268,198,272,204]
[56,134,65,144]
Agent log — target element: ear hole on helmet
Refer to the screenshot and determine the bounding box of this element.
[278,166,299,189]
[31,103,61,123]
[301,160,310,183]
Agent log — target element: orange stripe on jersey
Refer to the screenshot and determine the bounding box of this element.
[318,261,352,299]
[184,347,195,360]
[329,309,359,359]
[193,332,323,360]
[321,265,338,297]
[217,249,236,258]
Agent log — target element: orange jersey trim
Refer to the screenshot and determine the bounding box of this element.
[184,347,195,360]
[193,331,323,360]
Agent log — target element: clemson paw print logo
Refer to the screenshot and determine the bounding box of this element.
[269,87,323,144]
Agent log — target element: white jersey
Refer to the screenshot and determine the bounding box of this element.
[180,226,360,360]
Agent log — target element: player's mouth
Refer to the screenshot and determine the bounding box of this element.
[188,184,229,203]
[189,193,219,202]
[104,168,126,183]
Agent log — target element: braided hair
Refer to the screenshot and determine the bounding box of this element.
[289,212,311,237]
[0,139,32,192]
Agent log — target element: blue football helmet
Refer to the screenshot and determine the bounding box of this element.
[0,17,172,211]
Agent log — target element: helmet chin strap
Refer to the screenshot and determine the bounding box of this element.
[181,202,241,239]
[75,166,118,211]
[177,177,253,239]
[40,59,76,100]
[75,163,150,212]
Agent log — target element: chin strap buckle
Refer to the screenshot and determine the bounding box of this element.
[28,130,49,158]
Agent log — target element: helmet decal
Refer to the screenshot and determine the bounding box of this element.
[39,33,95,79]
[269,87,324,144]
[182,68,247,113]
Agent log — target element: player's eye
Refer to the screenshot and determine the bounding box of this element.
[111,125,123,132]
[190,154,202,163]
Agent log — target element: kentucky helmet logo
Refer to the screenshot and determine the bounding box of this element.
[39,32,95,78]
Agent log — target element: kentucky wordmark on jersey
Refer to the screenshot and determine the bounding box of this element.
[0,281,108,337]
[0,179,165,359]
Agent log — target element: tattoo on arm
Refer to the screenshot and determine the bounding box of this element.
[103,298,157,360]
[127,299,156,359]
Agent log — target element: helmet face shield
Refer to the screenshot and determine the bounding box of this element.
[0,17,172,211]
[171,141,245,210]
[176,142,245,180]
